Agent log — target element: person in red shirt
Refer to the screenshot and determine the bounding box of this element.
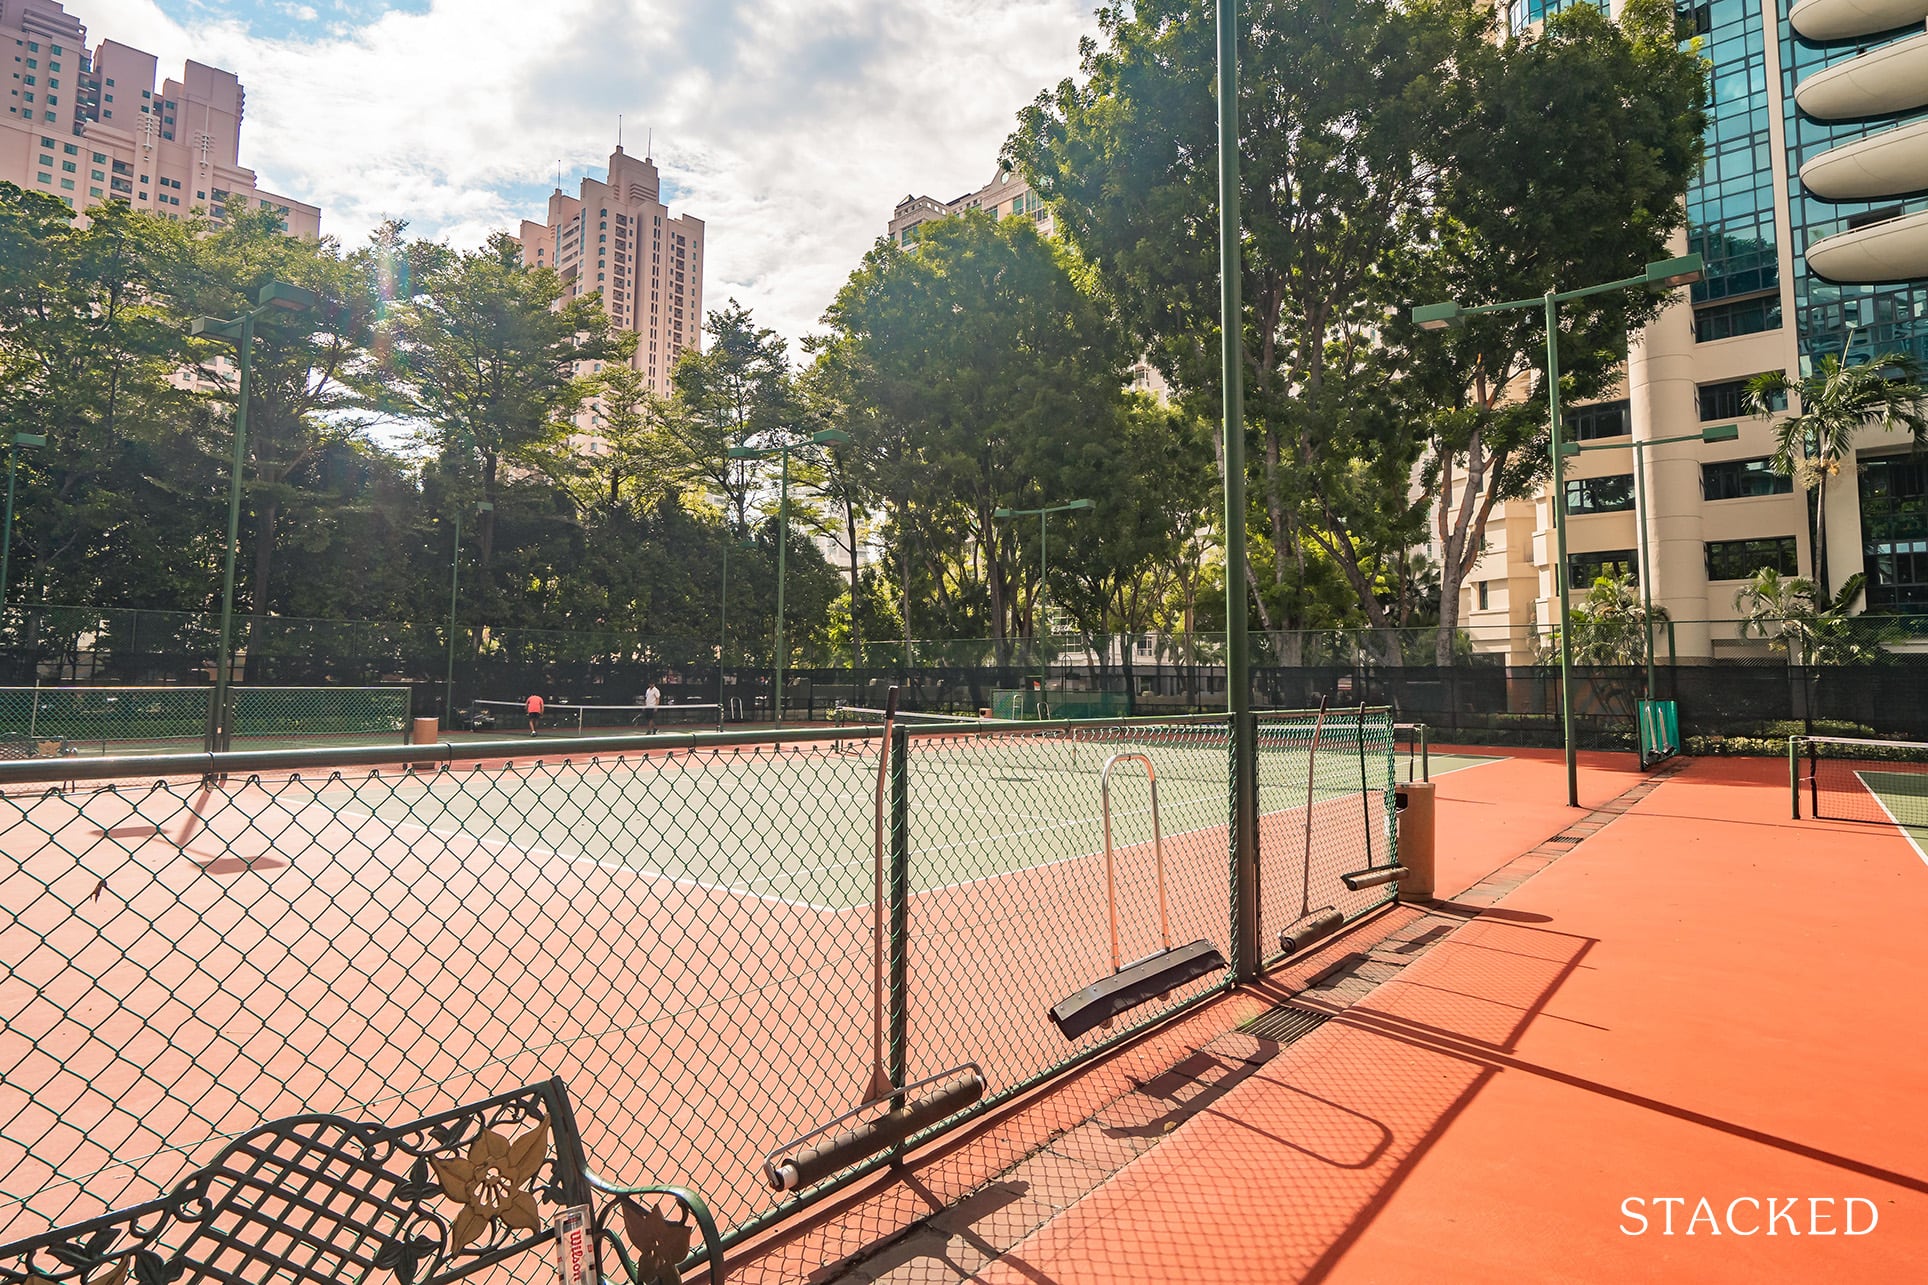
[525,693,545,735]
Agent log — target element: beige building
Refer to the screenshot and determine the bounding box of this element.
[1460,0,1928,663]
[513,145,705,399]
[888,166,1052,244]
[0,0,318,235]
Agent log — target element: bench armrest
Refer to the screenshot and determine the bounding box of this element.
[584,1171,724,1285]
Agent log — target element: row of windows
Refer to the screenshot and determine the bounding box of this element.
[1563,458,1793,509]
[1697,374,1785,421]
[1565,536,1798,588]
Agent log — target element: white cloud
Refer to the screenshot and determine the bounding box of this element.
[76,0,1099,349]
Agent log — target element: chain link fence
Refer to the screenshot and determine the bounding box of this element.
[0,686,410,757]
[0,709,1396,1259]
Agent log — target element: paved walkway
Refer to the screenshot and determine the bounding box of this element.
[778,750,1928,1284]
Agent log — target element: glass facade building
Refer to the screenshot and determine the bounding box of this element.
[1681,0,1782,341]
[1780,21,1928,369]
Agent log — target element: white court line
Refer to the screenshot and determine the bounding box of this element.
[330,807,847,912]
[1853,772,1928,869]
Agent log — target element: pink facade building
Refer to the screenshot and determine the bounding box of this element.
[514,145,706,398]
[0,0,318,236]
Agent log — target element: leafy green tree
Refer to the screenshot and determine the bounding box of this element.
[1734,567,1891,666]
[1008,0,1466,649]
[175,208,391,667]
[1401,0,1705,663]
[1746,352,1927,601]
[0,188,211,621]
[1542,573,1669,667]
[818,211,1137,662]
[385,231,618,579]
[669,301,797,529]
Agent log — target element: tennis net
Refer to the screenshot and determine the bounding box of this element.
[1796,735,1928,828]
[469,699,721,734]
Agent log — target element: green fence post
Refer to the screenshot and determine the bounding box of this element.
[887,722,911,1098]
[1789,736,1800,820]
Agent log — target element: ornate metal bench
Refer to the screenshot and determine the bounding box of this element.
[0,1078,722,1285]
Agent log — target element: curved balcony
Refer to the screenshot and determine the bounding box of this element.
[1790,0,1928,42]
[1799,116,1928,199]
[1804,208,1928,282]
[1793,27,1928,121]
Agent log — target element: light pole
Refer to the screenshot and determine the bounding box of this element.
[0,432,46,611]
[1568,422,1737,700]
[729,427,851,727]
[445,500,492,729]
[1414,253,1703,807]
[192,281,317,754]
[992,498,1094,694]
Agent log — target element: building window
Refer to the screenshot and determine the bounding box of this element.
[1476,580,1490,611]
[1702,458,1794,501]
[88,186,101,197]
[1705,537,1798,581]
[61,142,74,154]
[1861,455,1928,612]
[1694,295,1781,343]
[1567,549,1637,589]
[1698,375,1784,421]
[1564,474,1636,514]
[1568,399,1630,441]
[35,172,51,184]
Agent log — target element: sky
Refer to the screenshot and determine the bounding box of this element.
[80,0,1102,348]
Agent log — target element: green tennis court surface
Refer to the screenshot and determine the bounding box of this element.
[1854,770,1928,850]
[301,735,1490,911]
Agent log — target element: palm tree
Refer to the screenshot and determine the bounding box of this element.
[1745,350,1927,600]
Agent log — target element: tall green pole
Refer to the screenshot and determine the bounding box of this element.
[719,511,730,731]
[1039,510,1049,686]
[210,309,255,755]
[1634,440,1657,703]
[0,444,21,611]
[1217,0,1259,981]
[445,509,462,730]
[774,445,790,729]
[1545,290,1578,808]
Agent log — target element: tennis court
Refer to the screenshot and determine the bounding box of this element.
[0,710,1433,1259]
[1796,734,1928,860]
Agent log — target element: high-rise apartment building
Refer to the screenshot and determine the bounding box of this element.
[513,145,705,398]
[1461,0,1928,660]
[0,0,318,235]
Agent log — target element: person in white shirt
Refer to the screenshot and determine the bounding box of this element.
[644,682,661,733]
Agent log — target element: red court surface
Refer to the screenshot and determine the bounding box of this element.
[783,750,1928,1284]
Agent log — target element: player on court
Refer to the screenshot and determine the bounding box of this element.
[525,692,545,735]
[644,682,662,733]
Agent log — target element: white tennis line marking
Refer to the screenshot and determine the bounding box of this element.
[329,807,847,912]
[1853,771,1928,869]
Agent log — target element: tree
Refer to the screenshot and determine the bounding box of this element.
[817,211,1138,663]
[1009,0,1707,664]
[669,301,796,531]
[1542,572,1670,667]
[1400,0,1705,663]
[1734,567,1891,666]
[0,188,212,621]
[385,231,618,580]
[175,208,389,668]
[1008,0,1468,652]
[1746,351,1927,601]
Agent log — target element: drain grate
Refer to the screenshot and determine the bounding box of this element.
[1545,834,1584,845]
[1240,1004,1332,1045]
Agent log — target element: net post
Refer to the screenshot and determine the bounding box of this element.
[1229,709,1260,982]
[1789,736,1800,820]
[1420,723,1430,782]
[1356,706,1371,865]
[1808,737,1819,819]
[886,721,911,1100]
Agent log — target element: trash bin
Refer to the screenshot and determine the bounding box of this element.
[411,716,440,746]
[1394,780,1435,901]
